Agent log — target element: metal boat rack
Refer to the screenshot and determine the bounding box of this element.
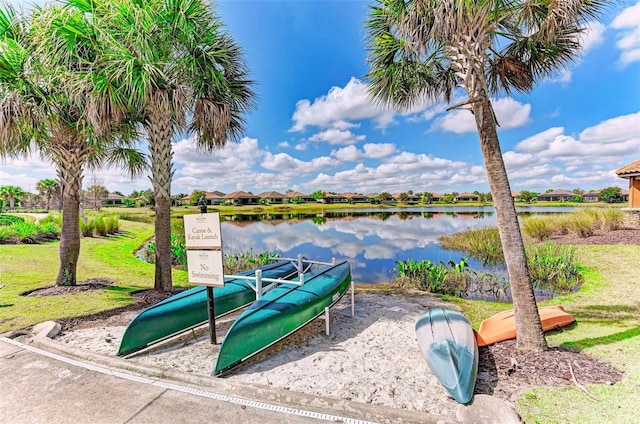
[224,254,335,300]
[221,254,355,336]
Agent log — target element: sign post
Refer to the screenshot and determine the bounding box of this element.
[184,213,223,344]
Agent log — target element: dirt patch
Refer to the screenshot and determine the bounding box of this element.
[23,278,116,296]
[476,339,622,403]
[550,228,640,245]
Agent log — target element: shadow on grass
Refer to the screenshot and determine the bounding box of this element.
[562,326,640,351]
[571,304,640,326]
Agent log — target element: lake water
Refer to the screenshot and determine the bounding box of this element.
[219,206,575,284]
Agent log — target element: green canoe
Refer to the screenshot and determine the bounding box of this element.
[415,307,478,404]
[213,260,351,376]
[117,261,298,356]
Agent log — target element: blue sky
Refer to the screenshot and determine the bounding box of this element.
[1,0,639,196]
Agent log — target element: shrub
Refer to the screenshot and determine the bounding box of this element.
[598,208,624,231]
[0,220,60,243]
[39,214,61,227]
[105,216,120,234]
[565,210,598,238]
[438,227,503,264]
[521,215,554,241]
[0,214,25,226]
[80,219,95,237]
[526,243,582,294]
[94,216,108,236]
[393,257,471,296]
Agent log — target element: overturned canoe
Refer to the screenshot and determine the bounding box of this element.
[213,260,351,376]
[475,305,575,347]
[117,261,298,356]
[415,307,478,404]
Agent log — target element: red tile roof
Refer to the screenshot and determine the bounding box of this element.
[616,159,640,177]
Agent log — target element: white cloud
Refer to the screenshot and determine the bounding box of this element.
[431,109,477,134]
[504,111,640,191]
[611,1,640,65]
[332,146,363,162]
[331,142,397,162]
[1,152,56,175]
[308,128,366,145]
[362,143,397,159]
[579,111,640,144]
[515,127,565,153]
[261,152,339,176]
[431,97,531,134]
[290,77,395,131]
[581,21,607,53]
[278,141,290,148]
[303,151,474,194]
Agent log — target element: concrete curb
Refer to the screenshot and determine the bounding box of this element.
[22,321,453,424]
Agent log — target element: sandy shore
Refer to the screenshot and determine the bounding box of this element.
[55,291,471,416]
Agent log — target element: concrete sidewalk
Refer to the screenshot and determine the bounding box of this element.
[0,323,519,424]
[0,325,448,424]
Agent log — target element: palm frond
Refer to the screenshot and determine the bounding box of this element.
[366,0,454,110]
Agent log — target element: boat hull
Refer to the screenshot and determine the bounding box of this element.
[415,307,478,404]
[213,261,351,376]
[475,305,575,347]
[117,261,298,356]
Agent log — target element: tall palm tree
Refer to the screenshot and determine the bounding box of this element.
[36,178,60,211]
[366,0,611,350]
[0,5,146,286]
[0,185,27,209]
[65,0,256,291]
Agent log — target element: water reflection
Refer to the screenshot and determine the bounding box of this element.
[219,207,573,285]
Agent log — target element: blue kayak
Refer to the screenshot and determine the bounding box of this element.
[117,261,298,356]
[415,307,478,404]
[213,260,351,376]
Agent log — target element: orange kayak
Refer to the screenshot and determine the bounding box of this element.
[475,305,575,347]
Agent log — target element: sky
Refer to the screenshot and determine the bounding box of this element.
[1,0,639,197]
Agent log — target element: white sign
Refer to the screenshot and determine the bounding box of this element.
[183,213,222,249]
[186,250,224,286]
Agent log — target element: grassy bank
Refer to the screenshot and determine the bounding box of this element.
[0,220,189,332]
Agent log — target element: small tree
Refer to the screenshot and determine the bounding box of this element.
[599,187,623,203]
[85,184,109,210]
[379,192,392,202]
[311,190,326,201]
[190,190,206,206]
[36,178,60,212]
[519,190,538,203]
[0,185,26,210]
[442,193,456,204]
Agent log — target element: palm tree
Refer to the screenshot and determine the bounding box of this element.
[366,0,611,350]
[36,178,60,211]
[0,5,145,286]
[65,0,256,291]
[0,185,26,210]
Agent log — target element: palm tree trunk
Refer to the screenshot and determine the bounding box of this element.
[147,95,174,292]
[472,95,547,351]
[55,166,83,286]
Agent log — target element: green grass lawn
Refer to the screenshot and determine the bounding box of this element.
[0,220,189,332]
[0,217,638,422]
[446,244,640,423]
